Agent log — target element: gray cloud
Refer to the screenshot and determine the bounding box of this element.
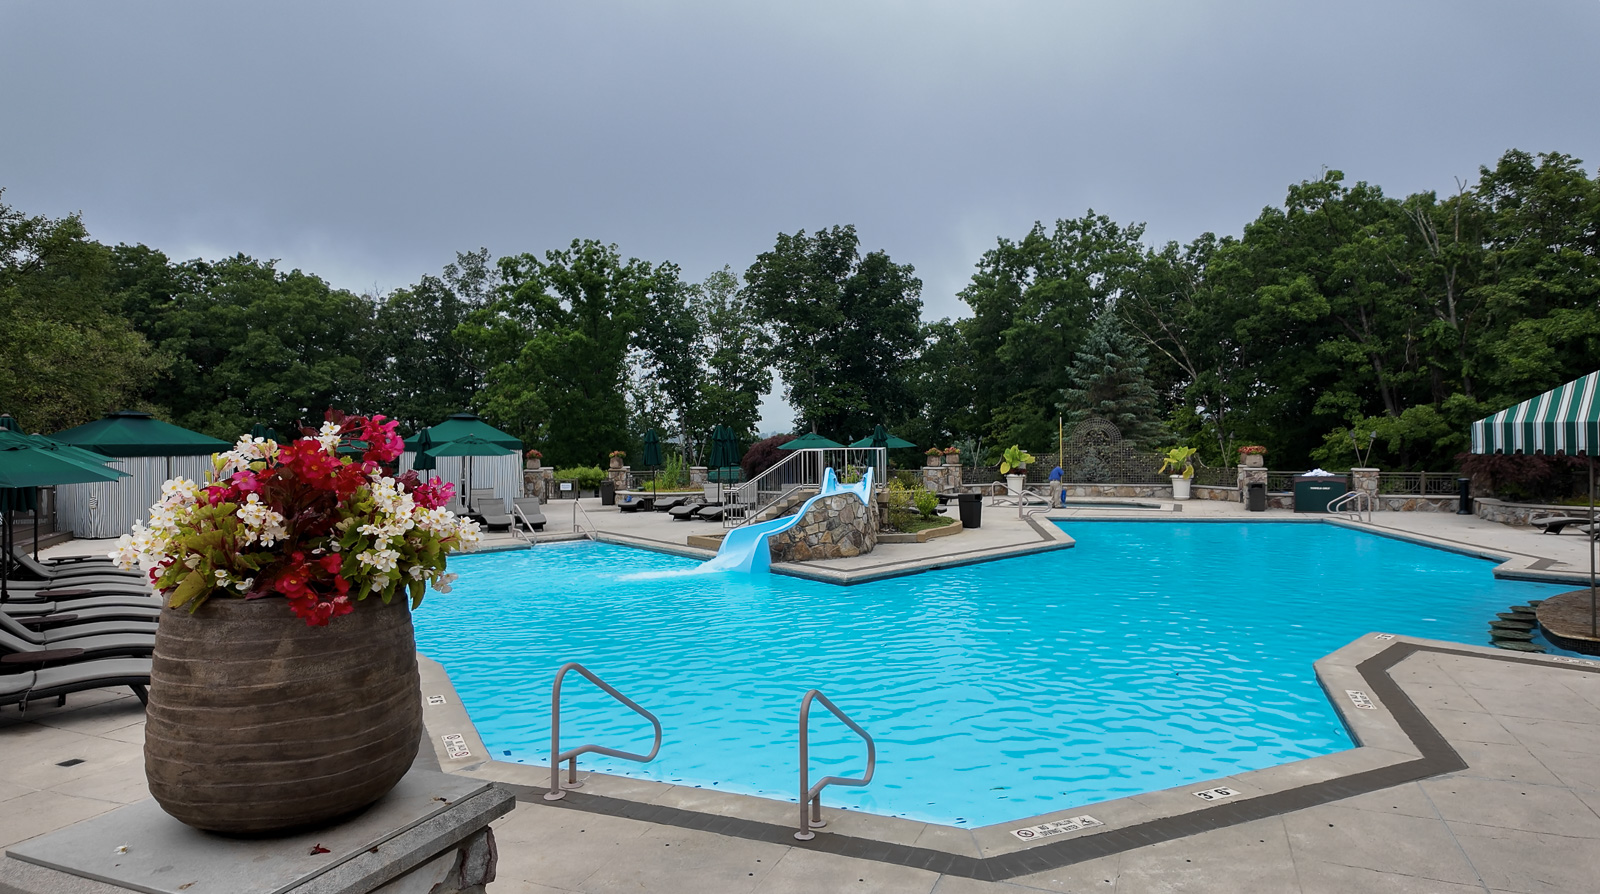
[4,1,1596,429]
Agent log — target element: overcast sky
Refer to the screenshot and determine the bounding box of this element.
[4,1,1597,430]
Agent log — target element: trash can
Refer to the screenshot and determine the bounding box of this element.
[599,480,616,506]
[1456,477,1473,515]
[1247,482,1267,512]
[1293,475,1349,513]
[958,492,983,529]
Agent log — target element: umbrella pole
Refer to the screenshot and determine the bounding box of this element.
[32,489,40,561]
[1590,455,1595,639]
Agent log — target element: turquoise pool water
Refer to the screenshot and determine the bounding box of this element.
[413,522,1571,826]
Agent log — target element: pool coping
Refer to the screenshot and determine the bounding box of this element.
[417,635,1600,882]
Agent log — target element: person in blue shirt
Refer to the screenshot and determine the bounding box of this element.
[1049,466,1064,507]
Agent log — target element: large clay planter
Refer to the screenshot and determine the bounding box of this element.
[144,595,423,835]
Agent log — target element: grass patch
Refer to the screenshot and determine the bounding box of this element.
[892,515,957,534]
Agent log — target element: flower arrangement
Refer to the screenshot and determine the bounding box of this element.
[942,446,960,456]
[926,447,943,457]
[525,449,542,459]
[112,411,481,627]
[1238,445,1267,456]
[608,450,627,459]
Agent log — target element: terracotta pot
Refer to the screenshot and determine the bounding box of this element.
[144,594,422,835]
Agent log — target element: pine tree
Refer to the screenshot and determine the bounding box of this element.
[1058,310,1167,448]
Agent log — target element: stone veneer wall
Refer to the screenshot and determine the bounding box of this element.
[523,468,555,501]
[767,492,879,562]
[1476,497,1593,526]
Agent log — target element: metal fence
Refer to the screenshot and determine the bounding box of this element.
[1376,472,1459,496]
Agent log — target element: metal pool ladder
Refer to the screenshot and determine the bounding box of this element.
[544,662,662,801]
[794,689,876,841]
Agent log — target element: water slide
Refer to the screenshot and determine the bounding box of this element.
[697,467,874,574]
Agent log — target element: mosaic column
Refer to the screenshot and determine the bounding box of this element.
[1351,467,1379,510]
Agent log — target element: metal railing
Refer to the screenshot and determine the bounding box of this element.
[725,448,885,529]
[1328,489,1374,523]
[544,662,662,801]
[1376,471,1459,496]
[794,689,875,841]
[569,500,598,540]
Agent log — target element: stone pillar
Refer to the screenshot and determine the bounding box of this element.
[607,465,630,492]
[523,468,555,501]
[1351,467,1379,510]
[689,466,708,487]
[1237,465,1268,503]
[921,465,942,492]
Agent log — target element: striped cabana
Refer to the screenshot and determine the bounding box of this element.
[1471,371,1599,456]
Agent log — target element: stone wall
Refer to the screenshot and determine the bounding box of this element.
[1377,495,1458,512]
[920,463,963,494]
[1476,497,1590,526]
[523,468,555,501]
[767,493,878,562]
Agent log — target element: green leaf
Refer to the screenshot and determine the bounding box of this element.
[168,570,210,609]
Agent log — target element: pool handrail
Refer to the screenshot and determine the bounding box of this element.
[544,662,662,801]
[794,688,876,841]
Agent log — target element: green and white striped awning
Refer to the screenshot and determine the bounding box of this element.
[1471,371,1600,456]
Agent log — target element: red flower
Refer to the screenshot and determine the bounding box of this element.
[412,477,454,510]
[359,415,404,463]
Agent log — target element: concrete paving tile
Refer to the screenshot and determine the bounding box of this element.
[1449,741,1565,786]
[0,779,40,800]
[1283,804,1483,886]
[804,808,930,848]
[98,720,147,745]
[575,824,787,894]
[1113,817,1299,894]
[1532,748,1600,793]
[912,823,982,859]
[1419,706,1520,745]
[1402,681,1490,715]
[10,729,143,790]
[496,882,577,894]
[0,789,121,849]
[1421,777,1600,838]
[1466,686,1600,725]
[1327,781,1443,820]
[49,760,151,805]
[491,804,652,891]
[1448,822,1600,894]
[1005,853,1121,893]
[752,847,939,894]
[648,783,798,829]
[1504,717,1600,756]
[928,877,1041,893]
[1294,859,1489,893]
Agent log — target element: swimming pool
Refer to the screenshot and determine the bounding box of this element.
[413,521,1570,826]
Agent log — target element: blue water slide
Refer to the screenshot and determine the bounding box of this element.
[699,467,874,574]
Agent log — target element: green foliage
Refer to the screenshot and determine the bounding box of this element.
[554,466,607,490]
[744,225,923,436]
[1000,445,1034,474]
[883,478,916,531]
[0,194,165,432]
[1058,310,1167,448]
[914,488,939,518]
[1157,446,1198,478]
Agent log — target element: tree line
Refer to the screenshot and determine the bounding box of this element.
[2,148,1596,473]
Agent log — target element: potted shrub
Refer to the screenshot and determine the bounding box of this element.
[112,412,481,834]
[525,448,543,469]
[942,446,961,465]
[925,447,944,467]
[1001,445,1034,498]
[1238,445,1266,468]
[608,449,627,470]
[1158,446,1198,499]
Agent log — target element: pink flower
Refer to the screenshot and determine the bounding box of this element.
[412,478,454,510]
[359,415,404,463]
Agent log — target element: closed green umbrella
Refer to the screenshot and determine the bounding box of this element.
[411,427,437,473]
[847,425,915,450]
[248,423,279,442]
[642,428,663,468]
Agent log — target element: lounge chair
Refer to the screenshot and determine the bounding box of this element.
[4,601,161,624]
[0,655,150,711]
[512,497,547,532]
[1531,515,1598,536]
[0,611,156,645]
[618,494,655,512]
[1,625,154,661]
[697,504,727,522]
[443,495,468,517]
[0,579,154,601]
[475,498,514,531]
[469,488,496,513]
[653,496,687,512]
[7,549,143,584]
[669,502,706,521]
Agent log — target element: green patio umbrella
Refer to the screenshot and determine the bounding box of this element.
[847,425,916,450]
[778,432,845,450]
[642,428,663,468]
[411,427,438,473]
[0,441,124,600]
[403,413,520,452]
[52,410,229,457]
[0,415,19,432]
[423,435,514,501]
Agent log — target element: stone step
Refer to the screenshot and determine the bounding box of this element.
[1493,640,1545,652]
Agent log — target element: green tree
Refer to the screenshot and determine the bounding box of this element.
[370,249,492,432]
[743,225,922,439]
[1057,309,1167,448]
[684,267,771,446]
[0,195,163,432]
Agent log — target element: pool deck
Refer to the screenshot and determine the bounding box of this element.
[8,501,1600,893]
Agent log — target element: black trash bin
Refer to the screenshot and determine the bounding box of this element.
[1247,482,1267,512]
[1456,477,1473,515]
[599,480,616,506]
[958,492,983,529]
